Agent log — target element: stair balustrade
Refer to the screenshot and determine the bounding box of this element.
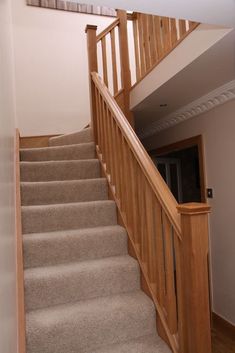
[86,11,198,126]
[86,11,211,353]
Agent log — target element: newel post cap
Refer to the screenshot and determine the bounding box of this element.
[85,25,98,33]
[177,202,211,215]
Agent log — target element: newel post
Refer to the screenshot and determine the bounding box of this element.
[177,203,212,353]
[116,10,134,126]
[85,24,98,144]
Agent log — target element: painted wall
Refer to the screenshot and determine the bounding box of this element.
[142,99,235,325]
[0,0,17,352]
[12,0,113,136]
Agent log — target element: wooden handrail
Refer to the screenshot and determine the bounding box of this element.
[91,72,181,235]
[97,18,120,42]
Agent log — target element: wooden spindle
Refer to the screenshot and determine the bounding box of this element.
[170,19,178,45]
[137,13,146,77]
[154,16,164,59]
[110,29,118,95]
[142,14,151,70]
[162,212,178,334]
[145,184,157,283]
[153,199,165,305]
[132,18,141,81]
[148,15,158,67]
[116,10,133,125]
[179,20,187,37]
[162,17,171,52]
[94,88,101,147]
[101,36,108,87]
[110,116,118,189]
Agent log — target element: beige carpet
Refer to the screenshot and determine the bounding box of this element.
[21,127,171,353]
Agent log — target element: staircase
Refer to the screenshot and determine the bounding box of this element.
[20,127,171,353]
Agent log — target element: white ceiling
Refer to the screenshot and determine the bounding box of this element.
[80,0,235,27]
[132,29,235,132]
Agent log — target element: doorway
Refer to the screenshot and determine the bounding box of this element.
[149,135,206,203]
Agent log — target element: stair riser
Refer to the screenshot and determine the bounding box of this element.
[20,160,100,182]
[20,143,95,162]
[23,227,128,269]
[21,179,108,206]
[22,201,117,234]
[25,258,140,311]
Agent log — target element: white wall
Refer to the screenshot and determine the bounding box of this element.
[142,99,235,325]
[0,0,17,352]
[12,0,113,136]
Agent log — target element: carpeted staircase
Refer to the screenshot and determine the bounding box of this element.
[20,127,171,353]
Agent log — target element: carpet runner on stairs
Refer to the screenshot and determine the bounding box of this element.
[20,127,171,353]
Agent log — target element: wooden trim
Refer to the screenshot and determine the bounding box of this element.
[212,312,235,338]
[96,19,120,42]
[148,135,207,203]
[15,129,26,353]
[20,134,60,149]
[130,22,200,90]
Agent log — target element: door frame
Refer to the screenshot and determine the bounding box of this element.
[148,135,207,202]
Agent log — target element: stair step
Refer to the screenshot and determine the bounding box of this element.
[49,127,92,146]
[20,159,100,182]
[94,334,171,353]
[21,178,108,206]
[23,225,128,268]
[20,142,95,162]
[25,255,140,311]
[22,200,117,234]
[26,291,156,353]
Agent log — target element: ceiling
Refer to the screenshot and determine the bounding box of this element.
[132,29,235,133]
[78,0,235,27]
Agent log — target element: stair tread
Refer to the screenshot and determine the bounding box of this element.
[23,225,128,268]
[94,334,171,353]
[20,159,100,182]
[22,200,117,234]
[20,142,95,162]
[25,254,137,276]
[22,199,115,210]
[20,141,94,152]
[24,255,140,311]
[21,178,108,205]
[26,291,156,353]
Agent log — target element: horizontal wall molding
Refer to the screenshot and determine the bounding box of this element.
[139,80,235,139]
[27,0,116,17]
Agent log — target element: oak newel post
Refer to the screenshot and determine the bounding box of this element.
[85,25,98,144]
[177,203,212,353]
